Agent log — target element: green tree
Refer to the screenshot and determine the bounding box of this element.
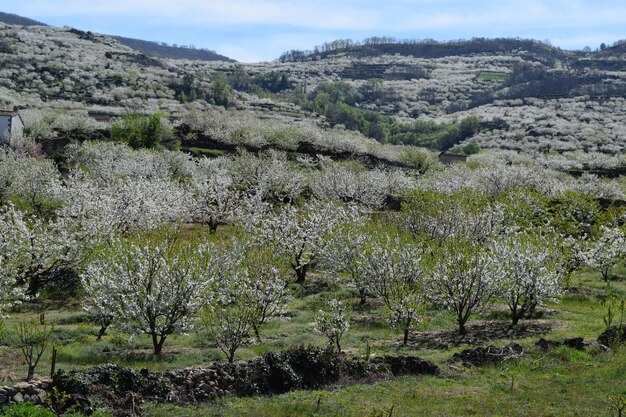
[110,112,166,149]
[210,72,234,107]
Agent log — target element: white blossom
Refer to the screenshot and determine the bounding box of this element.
[81,238,220,354]
[313,298,350,353]
[582,226,626,281]
[492,229,563,325]
[429,239,500,334]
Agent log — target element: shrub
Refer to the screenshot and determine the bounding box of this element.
[110,112,165,149]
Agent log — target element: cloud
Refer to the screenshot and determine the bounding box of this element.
[6,0,626,60]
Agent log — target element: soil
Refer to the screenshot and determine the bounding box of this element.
[409,319,560,349]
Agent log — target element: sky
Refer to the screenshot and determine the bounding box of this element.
[3,0,626,62]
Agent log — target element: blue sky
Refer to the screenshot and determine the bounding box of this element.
[3,0,626,62]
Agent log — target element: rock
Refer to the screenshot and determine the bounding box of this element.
[535,338,562,351]
[449,343,524,366]
[0,393,7,404]
[14,382,31,390]
[563,337,585,350]
[12,392,24,403]
[598,325,626,347]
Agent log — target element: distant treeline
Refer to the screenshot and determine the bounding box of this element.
[0,11,46,26]
[111,36,235,62]
[279,37,563,62]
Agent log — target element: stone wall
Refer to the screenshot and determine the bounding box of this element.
[0,381,48,407]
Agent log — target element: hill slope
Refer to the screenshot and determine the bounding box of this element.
[0,11,46,26]
[0,10,233,62]
[0,19,625,155]
[110,36,235,62]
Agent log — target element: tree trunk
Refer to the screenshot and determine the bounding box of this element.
[359,288,367,307]
[511,308,523,326]
[152,333,166,355]
[228,349,236,363]
[295,264,308,284]
[458,320,467,335]
[26,365,35,381]
[208,221,218,234]
[403,328,410,346]
[96,325,107,341]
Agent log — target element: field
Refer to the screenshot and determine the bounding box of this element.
[476,71,508,82]
[2,262,624,416]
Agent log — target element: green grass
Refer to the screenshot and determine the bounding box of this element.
[143,348,626,417]
[1,267,625,416]
[477,71,508,82]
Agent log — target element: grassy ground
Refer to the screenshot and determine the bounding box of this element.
[1,265,624,416]
[477,71,508,82]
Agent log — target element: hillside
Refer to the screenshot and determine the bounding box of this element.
[110,35,235,62]
[0,19,625,154]
[0,14,625,417]
[0,10,234,62]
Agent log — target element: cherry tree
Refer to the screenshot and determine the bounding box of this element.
[0,204,88,294]
[0,149,61,210]
[201,240,259,363]
[189,160,241,232]
[81,236,219,354]
[430,239,500,335]
[361,234,427,345]
[401,189,504,243]
[313,298,350,353]
[320,209,370,305]
[246,200,346,283]
[244,246,291,338]
[0,214,28,313]
[309,162,389,209]
[492,229,563,325]
[582,226,626,281]
[228,150,303,203]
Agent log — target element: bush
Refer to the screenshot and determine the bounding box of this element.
[110,112,165,149]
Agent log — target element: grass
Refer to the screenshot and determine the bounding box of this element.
[1,266,625,416]
[477,71,508,82]
[143,348,626,417]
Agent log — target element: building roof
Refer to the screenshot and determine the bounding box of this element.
[0,109,23,126]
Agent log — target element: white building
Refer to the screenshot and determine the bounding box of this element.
[0,108,24,142]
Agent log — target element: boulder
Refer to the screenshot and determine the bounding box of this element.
[563,337,585,350]
[598,325,626,347]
